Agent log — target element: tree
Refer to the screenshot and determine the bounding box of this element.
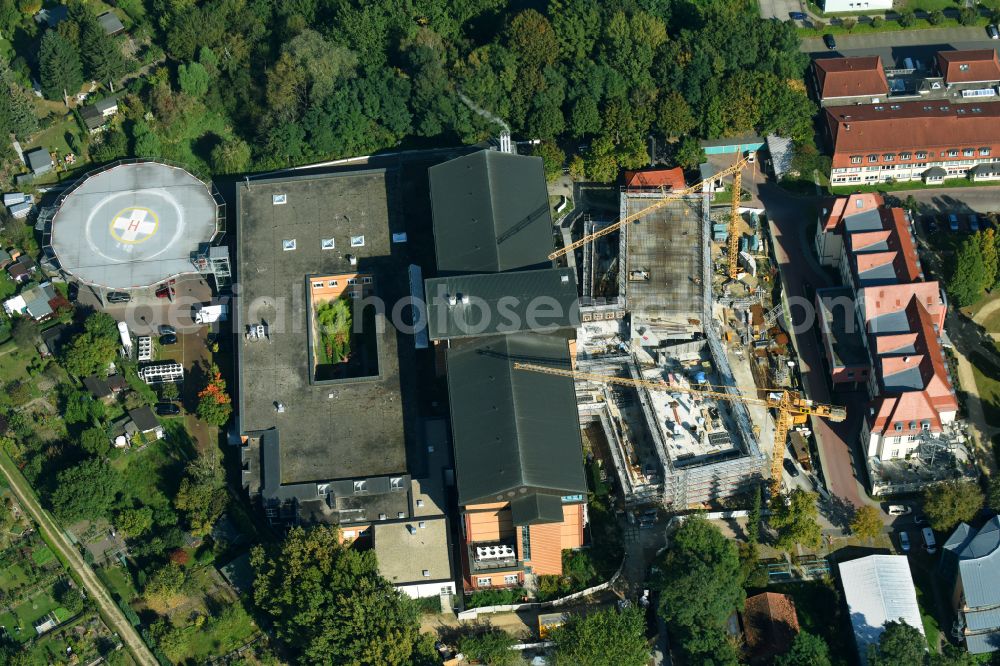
[568,154,585,181]
[777,630,831,666]
[131,120,161,158]
[868,620,926,666]
[841,18,857,31]
[145,562,186,603]
[117,506,153,537]
[78,6,125,85]
[656,91,697,139]
[0,65,37,140]
[770,489,822,550]
[988,475,1000,514]
[252,525,425,665]
[160,382,180,402]
[61,322,119,377]
[923,480,984,532]
[54,579,84,615]
[533,141,565,182]
[674,135,704,170]
[196,363,232,426]
[928,9,945,25]
[50,459,123,523]
[747,484,762,545]
[851,504,883,541]
[210,137,252,174]
[10,318,38,350]
[39,30,83,101]
[948,236,987,306]
[459,631,518,666]
[80,427,111,457]
[979,228,998,289]
[958,7,978,26]
[656,516,744,663]
[177,62,210,98]
[552,607,649,666]
[871,16,885,29]
[174,457,228,537]
[897,10,916,28]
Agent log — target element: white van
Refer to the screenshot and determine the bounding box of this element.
[922,527,937,554]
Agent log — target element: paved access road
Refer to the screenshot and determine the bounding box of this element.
[801,26,995,57]
[0,453,159,666]
[757,184,871,511]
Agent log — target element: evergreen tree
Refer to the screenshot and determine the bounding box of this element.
[948,236,987,307]
[979,228,998,289]
[0,65,37,140]
[76,5,125,86]
[39,30,83,101]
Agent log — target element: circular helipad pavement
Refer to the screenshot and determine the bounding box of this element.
[50,162,218,289]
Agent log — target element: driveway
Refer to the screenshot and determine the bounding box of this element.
[758,184,871,510]
[908,187,1000,215]
[801,27,995,56]
[760,0,806,21]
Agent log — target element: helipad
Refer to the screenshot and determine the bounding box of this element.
[49,162,219,289]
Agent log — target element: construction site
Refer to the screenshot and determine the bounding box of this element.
[560,158,843,510]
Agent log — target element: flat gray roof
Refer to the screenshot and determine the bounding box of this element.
[429,150,553,274]
[817,287,868,367]
[236,169,411,484]
[50,162,217,289]
[425,267,579,340]
[623,194,702,323]
[374,517,452,585]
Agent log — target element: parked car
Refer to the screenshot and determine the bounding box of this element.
[823,34,837,50]
[159,324,176,335]
[67,283,78,302]
[783,458,800,477]
[970,214,981,232]
[922,527,937,554]
[899,531,911,553]
[888,504,911,516]
[107,291,131,304]
[789,11,807,20]
[988,24,999,39]
[155,402,180,416]
[155,283,175,299]
[948,213,960,232]
[159,333,177,345]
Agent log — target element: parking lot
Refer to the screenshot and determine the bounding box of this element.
[74,275,215,335]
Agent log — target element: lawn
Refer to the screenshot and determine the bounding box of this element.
[0,562,32,592]
[30,544,54,566]
[767,580,854,666]
[910,559,947,651]
[829,177,988,196]
[97,563,138,604]
[971,358,1000,427]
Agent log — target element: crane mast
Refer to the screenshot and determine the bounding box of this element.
[512,362,846,496]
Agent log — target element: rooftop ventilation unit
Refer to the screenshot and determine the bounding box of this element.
[347,254,357,266]
[460,293,470,305]
[446,293,457,306]
[275,402,286,413]
[407,525,417,535]
[476,544,516,561]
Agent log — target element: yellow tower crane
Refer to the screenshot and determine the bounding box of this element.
[513,362,846,496]
[727,154,743,280]
[548,154,749,261]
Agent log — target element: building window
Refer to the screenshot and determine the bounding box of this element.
[477,577,492,587]
[883,154,894,162]
[272,194,287,205]
[850,155,862,164]
[916,151,927,159]
[416,499,424,508]
[922,421,931,431]
[900,152,911,161]
[321,238,335,250]
[964,148,975,157]
[350,235,365,247]
[949,150,959,157]
[282,239,296,251]
[350,291,361,298]
[418,521,426,529]
[327,280,338,287]
[981,147,992,156]
[868,154,878,163]
[894,422,903,432]
[960,64,970,71]
[390,476,404,491]
[347,278,358,285]
[422,570,430,577]
[521,526,531,561]
[362,276,373,284]
[441,586,452,595]
[312,282,324,289]
[504,574,519,585]
[353,480,367,494]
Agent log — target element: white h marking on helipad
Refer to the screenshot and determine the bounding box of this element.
[112,209,156,242]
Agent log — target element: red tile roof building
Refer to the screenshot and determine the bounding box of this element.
[623,167,686,191]
[826,101,1000,186]
[813,56,889,104]
[937,49,1000,86]
[812,197,957,462]
[815,193,883,266]
[743,592,800,664]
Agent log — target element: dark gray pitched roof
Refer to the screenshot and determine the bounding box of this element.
[128,406,160,432]
[510,492,565,525]
[429,150,554,274]
[97,11,125,35]
[843,208,884,233]
[445,333,587,506]
[944,517,1000,610]
[425,267,579,340]
[24,148,52,175]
